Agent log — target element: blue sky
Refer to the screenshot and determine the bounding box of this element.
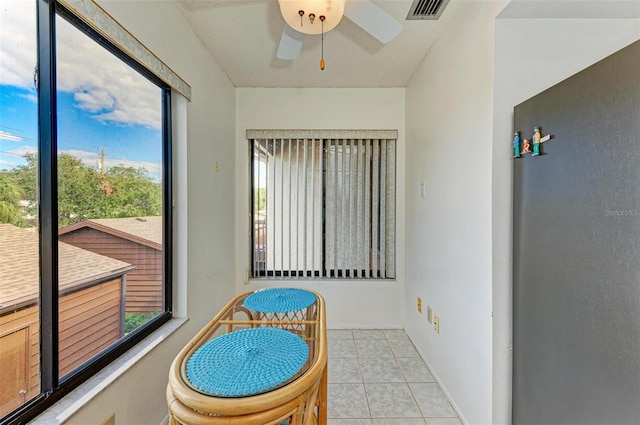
[0,1,163,179]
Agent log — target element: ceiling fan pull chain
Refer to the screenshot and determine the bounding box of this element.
[320,15,325,70]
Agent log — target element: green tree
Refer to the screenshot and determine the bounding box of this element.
[254,187,266,211]
[57,153,105,226]
[10,152,38,223]
[8,153,163,227]
[104,165,162,218]
[0,172,27,226]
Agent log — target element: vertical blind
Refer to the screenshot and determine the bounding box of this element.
[248,130,397,279]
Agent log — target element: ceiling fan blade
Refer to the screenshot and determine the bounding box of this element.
[276,25,305,60]
[344,0,403,44]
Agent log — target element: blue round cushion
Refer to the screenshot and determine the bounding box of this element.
[186,327,309,397]
[244,288,316,313]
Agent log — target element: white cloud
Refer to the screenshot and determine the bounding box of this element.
[18,93,37,103]
[0,158,17,169]
[3,146,37,157]
[73,89,115,113]
[0,145,36,169]
[0,1,37,89]
[0,2,161,129]
[0,130,26,142]
[55,18,162,129]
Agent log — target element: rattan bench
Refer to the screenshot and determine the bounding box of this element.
[167,289,327,425]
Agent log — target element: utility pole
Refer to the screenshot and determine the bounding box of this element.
[99,148,106,178]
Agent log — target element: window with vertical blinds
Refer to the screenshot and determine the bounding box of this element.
[248,130,397,280]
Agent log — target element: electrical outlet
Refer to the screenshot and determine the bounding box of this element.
[417,297,422,313]
[101,413,115,425]
[427,306,433,324]
[433,314,440,334]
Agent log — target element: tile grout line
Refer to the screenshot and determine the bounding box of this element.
[328,329,462,424]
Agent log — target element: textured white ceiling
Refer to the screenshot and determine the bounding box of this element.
[174,0,461,88]
[498,0,640,19]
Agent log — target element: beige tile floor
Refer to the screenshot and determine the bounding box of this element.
[327,329,462,425]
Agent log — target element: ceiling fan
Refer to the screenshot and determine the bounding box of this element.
[276,0,403,62]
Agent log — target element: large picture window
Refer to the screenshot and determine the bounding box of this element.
[249,130,397,280]
[0,1,172,422]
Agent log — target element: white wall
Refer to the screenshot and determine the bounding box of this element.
[491,11,640,425]
[62,1,237,424]
[406,1,640,422]
[235,88,406,329]
[405,2,506,424]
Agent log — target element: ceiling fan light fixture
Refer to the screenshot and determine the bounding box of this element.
[278,0,346,35]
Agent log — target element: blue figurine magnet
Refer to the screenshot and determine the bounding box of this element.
[513,131,521,158]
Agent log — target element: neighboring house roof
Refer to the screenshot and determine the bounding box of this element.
[58,216,162,250]
[0,224,134,313]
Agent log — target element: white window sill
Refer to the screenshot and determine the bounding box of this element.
[31,317,188,425]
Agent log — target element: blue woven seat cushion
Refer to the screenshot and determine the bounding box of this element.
[186,327,309,397]
[244,288,316,313]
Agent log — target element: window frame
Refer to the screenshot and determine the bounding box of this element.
[1,1,172,423]
[247,130,397,281]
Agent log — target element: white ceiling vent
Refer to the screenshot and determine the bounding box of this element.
[406,0,450,20]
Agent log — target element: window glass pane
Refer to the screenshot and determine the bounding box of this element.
[251,137,396,279]
[0,0,40,416]
[54,14,164,379]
